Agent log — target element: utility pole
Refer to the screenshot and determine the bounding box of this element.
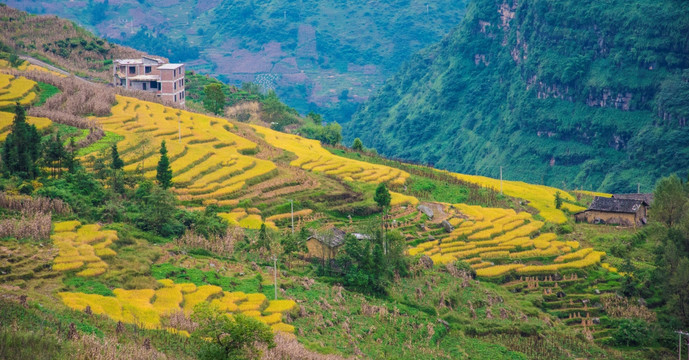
[500,166,503,195]
[273,256,278,300]
[178,115,181,143]
[637,182,640,194]
[677,330,689,360]
[290,199,294,235]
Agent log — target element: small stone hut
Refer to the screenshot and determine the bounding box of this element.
[574,196,649,226]
[306,228,347,260]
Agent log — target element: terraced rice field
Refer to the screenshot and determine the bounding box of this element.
[0,73,38,108]
[0,73,51,139]
[92,96,277,201]
[407,204,604,277]
[59,279,297,335]
[51,221,118,277]
[448,173,588,223]
[251,125,409,186]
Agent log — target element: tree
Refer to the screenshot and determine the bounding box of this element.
[352,138,364,151]
[203,83,226,115]
[651,174,687,227]
[156,140,173,189]
[2,103,41,179]
[554,191,562,209]
[110,143,124,170]
[191,302,274,360]
[374,182,391,209]
[64,137,79,173]
[44,132,66,178]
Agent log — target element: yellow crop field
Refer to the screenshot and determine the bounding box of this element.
[91,96,276,201]
[449,173,581,224]
[60,280,298,335]
[407,203,603,276]
[251,124,409,186]
[51,221,118,277]
[0,75,51,139]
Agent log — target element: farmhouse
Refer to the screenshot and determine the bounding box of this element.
[306,228,347,260]
[113,56,186,106]
[574,196,649,226]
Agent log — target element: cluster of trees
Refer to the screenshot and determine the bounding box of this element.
[648,174,689,327]
[1,104,77,181]
[297,112,342,145]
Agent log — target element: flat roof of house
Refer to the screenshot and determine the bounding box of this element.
[157,63,184,70]
[128,75,161,81]
[115,59,143,65]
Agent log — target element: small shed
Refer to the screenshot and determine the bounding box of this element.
[574,197,649,226]
[306,228,347,260]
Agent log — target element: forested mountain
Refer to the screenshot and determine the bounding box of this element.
[4,0,468,123]
[345,0,689,192]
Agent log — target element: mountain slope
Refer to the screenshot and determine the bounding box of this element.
[4,0,468,123]
[345,0,689,192]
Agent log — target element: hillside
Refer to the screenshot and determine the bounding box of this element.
[5,0,469,123]
[0,6,685,360]
[345,0,689,193]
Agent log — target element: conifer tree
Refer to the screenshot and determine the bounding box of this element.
[156,140,173,189]
[111,143,124,170]
[64,137,78,173]
[45,132,66,177]
[2,103,41,179]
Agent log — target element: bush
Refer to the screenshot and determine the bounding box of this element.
[612,319,650,347]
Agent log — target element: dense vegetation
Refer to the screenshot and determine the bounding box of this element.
[346,0,689,193]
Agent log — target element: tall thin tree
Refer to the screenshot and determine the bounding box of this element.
[156,140,173,189]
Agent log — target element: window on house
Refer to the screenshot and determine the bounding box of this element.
[143,83,147,90]
[145,66,152,73]
[173,69,176,77]
[120,66,126,73]
[150,81,157,88]
[158,82,161,90]
[174,82,177,90]
[129,66,136,74]
[120,78,126,86]
[174,95,177,102]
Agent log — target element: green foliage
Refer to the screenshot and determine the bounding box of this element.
[334,229,409,295]
[109,143,123,170]
[345,0,689,192]
[63,277,114,296]
[352,137,364,151]
[373,183,391,209]
[203,83,226,115]
[191,303,274,360]
[155,140,172,189]
[554,191,562,209]
[612,319,650,347]
[35,82,60,107]
[2,104,41,179]
[261,90,299,131]
[651,173,687,227]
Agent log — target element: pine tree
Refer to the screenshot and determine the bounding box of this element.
[45,132,66,177]
[64,137,78,173]
[111,143,124,170]
[156,140,173,189]
[2,103,41,179]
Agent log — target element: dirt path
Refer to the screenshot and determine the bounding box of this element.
[19,55,91,82]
